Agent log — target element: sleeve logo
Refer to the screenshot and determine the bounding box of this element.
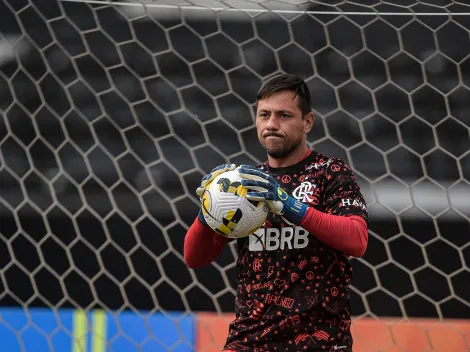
[341,198,368,211]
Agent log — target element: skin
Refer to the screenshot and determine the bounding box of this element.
[256,90,315,168]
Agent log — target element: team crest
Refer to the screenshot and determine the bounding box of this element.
[292,181,318,204]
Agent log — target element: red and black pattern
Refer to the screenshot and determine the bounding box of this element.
[224,151,368,352]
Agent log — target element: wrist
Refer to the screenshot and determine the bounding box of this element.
[198,209,208,226]
[282,196,308,225]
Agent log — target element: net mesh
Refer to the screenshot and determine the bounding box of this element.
[0,0,469,351]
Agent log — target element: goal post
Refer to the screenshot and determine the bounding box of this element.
[0,0,469,351]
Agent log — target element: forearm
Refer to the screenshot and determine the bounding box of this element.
[184,217,231,269]
[299,208,368,257]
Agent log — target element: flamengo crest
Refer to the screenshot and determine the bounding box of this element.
[292,181,316,203]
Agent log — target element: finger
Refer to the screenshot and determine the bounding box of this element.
[209,163,236,179]
[210,164,228,173]
[211,168,226,176]
[238,164,264,174]
[210,163,236,173]
[244,185,269,192]
[239,173,267,183]
[238,164,258,171]
[238,165,271,179]
[201,163,237,186]
[248,192,274,201]
[200,178,212,188]
[246,192,268,202]
[201,173,212,182]
[238,168,269,181]
[241,179,270,192]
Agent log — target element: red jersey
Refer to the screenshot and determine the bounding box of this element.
[223,151,369,352]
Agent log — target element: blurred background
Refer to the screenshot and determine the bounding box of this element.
[0,0,469,351]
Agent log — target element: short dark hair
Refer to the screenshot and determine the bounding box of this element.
[256,74,312,116]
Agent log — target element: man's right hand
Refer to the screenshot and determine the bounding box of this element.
[196,164,237,225]
[196,164,237,199]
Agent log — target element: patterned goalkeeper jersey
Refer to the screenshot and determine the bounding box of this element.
[224,151,369,352]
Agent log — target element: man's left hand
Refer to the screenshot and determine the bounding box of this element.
[237,164,308,225]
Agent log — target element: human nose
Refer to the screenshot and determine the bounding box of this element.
[265,116,279,131]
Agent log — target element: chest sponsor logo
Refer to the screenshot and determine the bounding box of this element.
[249,227,309,251]
[292,181,316,203]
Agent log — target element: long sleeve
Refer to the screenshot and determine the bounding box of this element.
[184,217,231,269]
[299,208,368,257]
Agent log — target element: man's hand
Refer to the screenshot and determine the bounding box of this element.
[237,164,308,225]
[196,164,237,225]
[196,164,237,198]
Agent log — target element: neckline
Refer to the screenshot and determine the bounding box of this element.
[262,149,317,174]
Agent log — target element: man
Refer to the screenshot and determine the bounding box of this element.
[184,73,369,352]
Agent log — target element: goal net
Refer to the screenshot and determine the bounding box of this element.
[0,0,469,351]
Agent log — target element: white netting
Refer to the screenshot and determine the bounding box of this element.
[0,0,469,351]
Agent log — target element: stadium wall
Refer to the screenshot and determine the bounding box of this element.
[0,308,469,352]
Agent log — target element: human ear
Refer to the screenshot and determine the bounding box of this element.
[304,112,315,133]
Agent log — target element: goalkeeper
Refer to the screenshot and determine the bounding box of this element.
[184,74,368,352]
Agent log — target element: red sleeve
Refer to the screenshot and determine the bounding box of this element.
[298,157,369,257]
[299,208,368,257]
[184,217,231,269]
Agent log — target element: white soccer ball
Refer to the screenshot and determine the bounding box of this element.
[201,169,269,239]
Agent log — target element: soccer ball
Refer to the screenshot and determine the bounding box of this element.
[201,170,269,239]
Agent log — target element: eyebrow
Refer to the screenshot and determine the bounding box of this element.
[257,109,295,114]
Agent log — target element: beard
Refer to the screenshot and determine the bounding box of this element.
[261,134,304,159]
